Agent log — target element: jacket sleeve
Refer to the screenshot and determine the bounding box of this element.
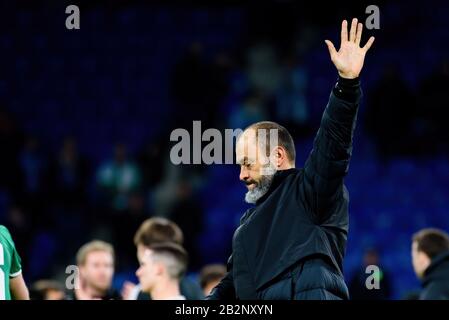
[301,76,361,223]
[205,255,236,300]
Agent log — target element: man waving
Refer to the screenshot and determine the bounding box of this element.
[207,18,374,300]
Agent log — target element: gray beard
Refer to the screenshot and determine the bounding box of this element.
[244,173,275,204]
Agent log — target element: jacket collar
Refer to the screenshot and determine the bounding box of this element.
[422,250,449,285]
[255,168,298,206]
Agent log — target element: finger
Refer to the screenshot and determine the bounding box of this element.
[324,40,337,61]
[340,20,348,45]
[363,36,375,52]
[355,22,363,46]
[349,18,358,42]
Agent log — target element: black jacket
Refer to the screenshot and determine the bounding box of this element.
[66,288,122,300]
[207,77,361,300]
[420,251,449,300]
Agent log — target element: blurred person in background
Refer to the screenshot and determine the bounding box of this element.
[136,242,188,300]
[96,142,141,212]
[167,178,204,270]
[275,54,311,140]
[412,228,449,300]
[46,136,89,209]
[0,108,24,199]
[348,248,392,300]
[30,280,65,300]
[113,191,148,271]
[68,240,121,300]
[18,136,50,229]
[246,43,282,96]
[0,225,29,300]
[46,136,91,267]
[121,217,204,300]
[19,136,45,197]
[228,90,269,131]
[137,137,167,192]
[199,264,227,297]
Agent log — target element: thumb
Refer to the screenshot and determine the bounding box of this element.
[324,40,337,60]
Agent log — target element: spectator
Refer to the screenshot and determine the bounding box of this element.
[411,228,449,300]
[46,136,89,208]
[199,264,227,297]
[113,191,149,270]
[18,136,49,228]
[137,137,167,191]
[167,178,204,270]
[205,52,233,127]
[68,240,121,300]
[246,43,282,96]
[19,136,45,196]
[0,108,24,198]
[30,280,66,300]
[275,54,311,139]
[228,90,269,130]
[46,137,91,266]
[349,248,392,300]
[96,143,141,211]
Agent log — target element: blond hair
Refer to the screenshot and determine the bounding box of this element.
[76,240,115,266]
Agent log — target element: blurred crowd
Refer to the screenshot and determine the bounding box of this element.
[27,217,228,300]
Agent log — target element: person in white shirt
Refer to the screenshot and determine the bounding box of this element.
[136,242,188,300]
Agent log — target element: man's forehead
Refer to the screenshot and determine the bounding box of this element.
[87,250,112,259]
[236,129,257,149]
[138,247,154,259]
[236,130,258,163]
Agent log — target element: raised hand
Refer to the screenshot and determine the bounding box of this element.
[325,18,375,79]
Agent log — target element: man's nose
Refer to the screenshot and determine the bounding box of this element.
[240,167,249,182]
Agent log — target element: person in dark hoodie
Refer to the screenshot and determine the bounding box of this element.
[412,228,449,300]
[206,18,375,300]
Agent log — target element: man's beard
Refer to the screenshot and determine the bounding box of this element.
[244,172,275,204]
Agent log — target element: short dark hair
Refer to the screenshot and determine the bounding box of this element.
[149,242,188,280]
[199,264,227,289]
[413,228,449,259]
[31,280,65,300]
[134,217,184,247]
[245,121,296,163]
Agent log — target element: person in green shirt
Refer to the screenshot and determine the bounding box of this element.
[0,225,29,300]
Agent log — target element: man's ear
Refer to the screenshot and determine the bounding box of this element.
[272,146,287,168]
[78,265,85,276]
[420,252,431,268]
[155,262,165,276]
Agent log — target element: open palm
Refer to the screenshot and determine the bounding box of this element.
[325,18,375,79]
